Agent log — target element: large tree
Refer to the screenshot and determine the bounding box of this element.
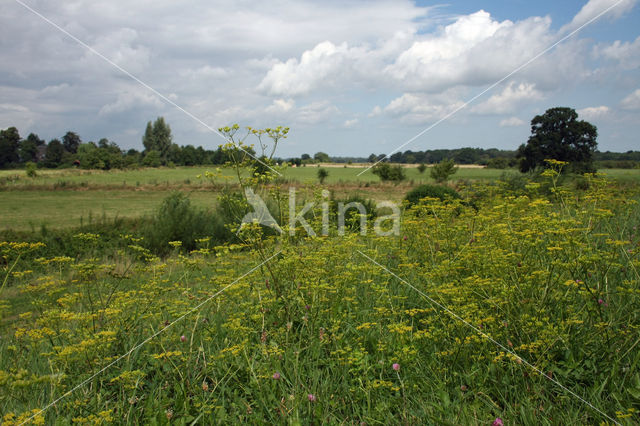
[0,127,21,167]
[517,107,598,173]
[142,117,173,164]
[19,133,45,163]
[44,139,64,168]
[62,131,81,154]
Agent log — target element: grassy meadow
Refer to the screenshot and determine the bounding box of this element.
[1,165,639,231]
[1,165,640,424]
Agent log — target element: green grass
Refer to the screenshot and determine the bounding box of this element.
[1,165,638,188]
[1,166,638,231]
[0,190,217,231]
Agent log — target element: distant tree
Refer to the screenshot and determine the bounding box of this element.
[417,163,427,174]
[142,117,173,164]
[167,144,183,165]
[18,133,45,163]
[486,157,509,169]
[142,150,162,167]
[62,131,81,154]
[314,152,330,163]
[301,153,311,161]
[517,107,598,173]
[430,158,458,183]
[317,168,329,184]
[372,163,406,182]
[368,153,377,163]
[44,139,64,168]
[142,121,155,151]
[181,145,198,166]
[0,127,21,167]
[153,117,172,161]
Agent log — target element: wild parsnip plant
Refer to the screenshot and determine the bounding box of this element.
[1,166,639,424]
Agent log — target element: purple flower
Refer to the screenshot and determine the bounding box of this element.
[272,372,281,380]
[308,393,316,402]
[305,304,310,310]
[598,298,608,307]
[180,335,186,342]
[492,418,504,426]
[392,363,400,371]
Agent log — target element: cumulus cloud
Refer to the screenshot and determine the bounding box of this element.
[472,82,543,115]
[499,117,526,127]
[383,91,466,124]
[621,89,640,110]
[562,0,637,33]
[265,98,295,114]
[343,119,359,128]
[99,90,164,116]
[295,101,340,125]
[594,36,640,69]
[258,41,356,96]
[577,105,611,120]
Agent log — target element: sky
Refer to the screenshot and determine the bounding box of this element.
[1,0,639,157]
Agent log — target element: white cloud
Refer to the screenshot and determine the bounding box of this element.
[99,90,163,116]
[383,92,465,124]
[621,89,640,110]
[258,41,355,96]
[265,98,295,114]
[577,105,610,120]
[343,119,359,128]
[499,117,526,127]
[594,36,640,69]
[295,101,339,125]
[368,106,383,117]
[561,0,637,33]
[472,82,543,115]
[384,12,574,92]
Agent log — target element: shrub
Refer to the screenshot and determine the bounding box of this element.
[405,184,461,207]
[331,194,377,233]
[142,192,226,256]
[417,163,427,174]
[372,163,406,182]
[25,162,37,178]
[430,159,458,183]
[486,158,509,169]
[317,168,329,184]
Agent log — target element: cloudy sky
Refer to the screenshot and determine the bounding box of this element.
[1,0,639,157]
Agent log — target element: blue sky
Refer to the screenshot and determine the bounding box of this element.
[1,0,639,157]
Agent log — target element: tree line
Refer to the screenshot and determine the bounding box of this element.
[1,109,639,171]
[0,118,258,170]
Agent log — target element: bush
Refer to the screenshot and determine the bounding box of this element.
[372,163,406,182]
[417,163,427,174]
[404,184,460,207]
[331,194,377,233]
[25,162,37,178]
[142,192,226,256]
[317,168,329,184]
[486,158,510,169]
[430,159,458,183]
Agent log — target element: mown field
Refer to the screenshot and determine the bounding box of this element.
[1,167,640,424]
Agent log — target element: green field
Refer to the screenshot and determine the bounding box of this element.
[1,166,639,231]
